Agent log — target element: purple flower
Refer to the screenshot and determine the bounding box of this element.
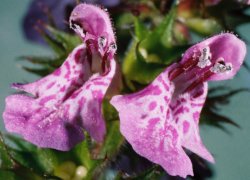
[111,33,246,177]
[3,4,117,151]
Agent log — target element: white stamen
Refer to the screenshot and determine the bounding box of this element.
[108,42,117,53]
[210,58,232,73]
[98,36,107,49]
[70,21,85,38]
[197,46,212,68]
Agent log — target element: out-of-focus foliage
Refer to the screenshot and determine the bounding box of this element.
[1,0,250,179]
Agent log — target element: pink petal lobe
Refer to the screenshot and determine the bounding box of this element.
[65,59,116,141]
[174,83,214,163]
[3,94,84,151]
[70,4,115,44]
[12,44,90,105]
[111,69,194,177]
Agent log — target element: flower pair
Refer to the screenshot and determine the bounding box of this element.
[3,3,246,178]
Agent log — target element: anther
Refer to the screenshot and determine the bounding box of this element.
[109,43,117,52]
[197,46,212,68]
[98,36,107,49]
[70,21,85,38]
[210,58,232,73]
[210,62,232,73]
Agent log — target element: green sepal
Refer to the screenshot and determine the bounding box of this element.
[140,6,176,50]
[185,18,222,36]
[0,133,16,169]
[123,41,164,85]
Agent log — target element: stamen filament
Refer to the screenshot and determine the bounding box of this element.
[169,57,198,81]
[184,70,213,93]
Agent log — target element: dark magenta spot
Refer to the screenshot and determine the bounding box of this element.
[158,75,170,91]
[53,69,61,76]
[60,86,66,92]
[141,114,148,119]
[164,96,169,103]
[86,84,91,89]
[173,106,189,116]
[92,90,103,100]
[148,101,157,111]
[74,49,82,64]
[149,118,160,126]
[39,95,56,105]
[71,90,81,99]
[46,82,56,89]
[93,81,108,86]
[152,85,162,95]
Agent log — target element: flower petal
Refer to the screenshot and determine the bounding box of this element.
[4,45,116,150]
[4,3,117,151]
[111,69,194,177]
[69,4,115,43]
[173,83,214,163]
[3,94,84,151]
[181,33,246,81]
[64,59,116,141]
[12,44,91,107]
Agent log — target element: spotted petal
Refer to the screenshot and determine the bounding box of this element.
[3,43,116,150]
[110,33,246,178]
[111,67,214,177]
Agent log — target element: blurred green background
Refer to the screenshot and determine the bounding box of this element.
[0,0,249,179]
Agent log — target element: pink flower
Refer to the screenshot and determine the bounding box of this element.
[3,4,117,151]
[111,33,246,177]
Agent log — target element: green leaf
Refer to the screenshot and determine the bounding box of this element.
[185,18,222,36]
[99,121,124,158]
[132,166,164,180]
[42,31,66,56]
[6,135,61,174]
[20,54,70,76]
[141,6,176,49]
[134,17,149,41]
[103,100,119,122]
[46,26,81,53]
[0,134,46,179]
[0,133,15,169]
[21,66,53,76]
[0,170,17,180]
[72,137,94,170]
[123,42,164,85]
[22,27,82,77]
[20,56,63,68]
[134,7,187,65]
[43,26,81,56]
